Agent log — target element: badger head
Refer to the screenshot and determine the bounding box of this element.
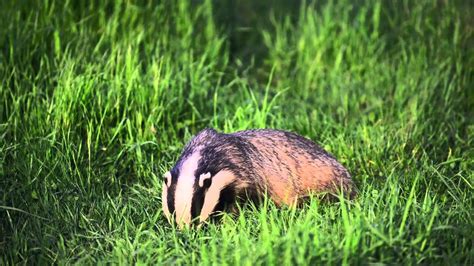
[161,128,249,228]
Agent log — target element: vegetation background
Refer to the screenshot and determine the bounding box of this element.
[1,0,473,264]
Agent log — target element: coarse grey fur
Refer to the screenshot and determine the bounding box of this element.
[162,128,355,227]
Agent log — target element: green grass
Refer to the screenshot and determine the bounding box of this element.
[1,0,473,264]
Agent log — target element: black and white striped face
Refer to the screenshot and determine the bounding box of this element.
[161,150,237,228]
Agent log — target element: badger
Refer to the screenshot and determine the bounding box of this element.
[161,128,355,228]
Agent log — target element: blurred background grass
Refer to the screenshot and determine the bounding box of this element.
[0,0,473,264]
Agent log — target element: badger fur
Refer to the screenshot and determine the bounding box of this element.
[162,128,354,228]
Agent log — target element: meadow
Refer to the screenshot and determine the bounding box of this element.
[1,0,473,264]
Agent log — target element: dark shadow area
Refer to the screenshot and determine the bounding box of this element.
[211,0,302,66]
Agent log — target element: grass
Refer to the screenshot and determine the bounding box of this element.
[1,0,473,264]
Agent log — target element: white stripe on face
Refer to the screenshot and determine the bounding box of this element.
[174,151,201,228]
[161,182,170,222]
[199,170,236,223]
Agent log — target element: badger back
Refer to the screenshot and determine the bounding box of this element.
[233,129,354,205]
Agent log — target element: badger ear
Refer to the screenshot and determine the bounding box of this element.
[198,172,212,187]
[163,171,172,187]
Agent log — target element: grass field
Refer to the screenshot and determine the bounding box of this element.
[1,0,473,264]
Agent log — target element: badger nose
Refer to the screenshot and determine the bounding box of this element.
[175,216,201,229]
[176,220,190,229]
[174,213,193,228]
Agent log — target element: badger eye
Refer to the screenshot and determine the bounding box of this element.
[163,171,172,187]
[198,172,212,188]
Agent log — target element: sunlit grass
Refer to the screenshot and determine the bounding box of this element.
[0,0,472,264]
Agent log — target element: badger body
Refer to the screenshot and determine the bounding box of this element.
[162,128,354,228]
